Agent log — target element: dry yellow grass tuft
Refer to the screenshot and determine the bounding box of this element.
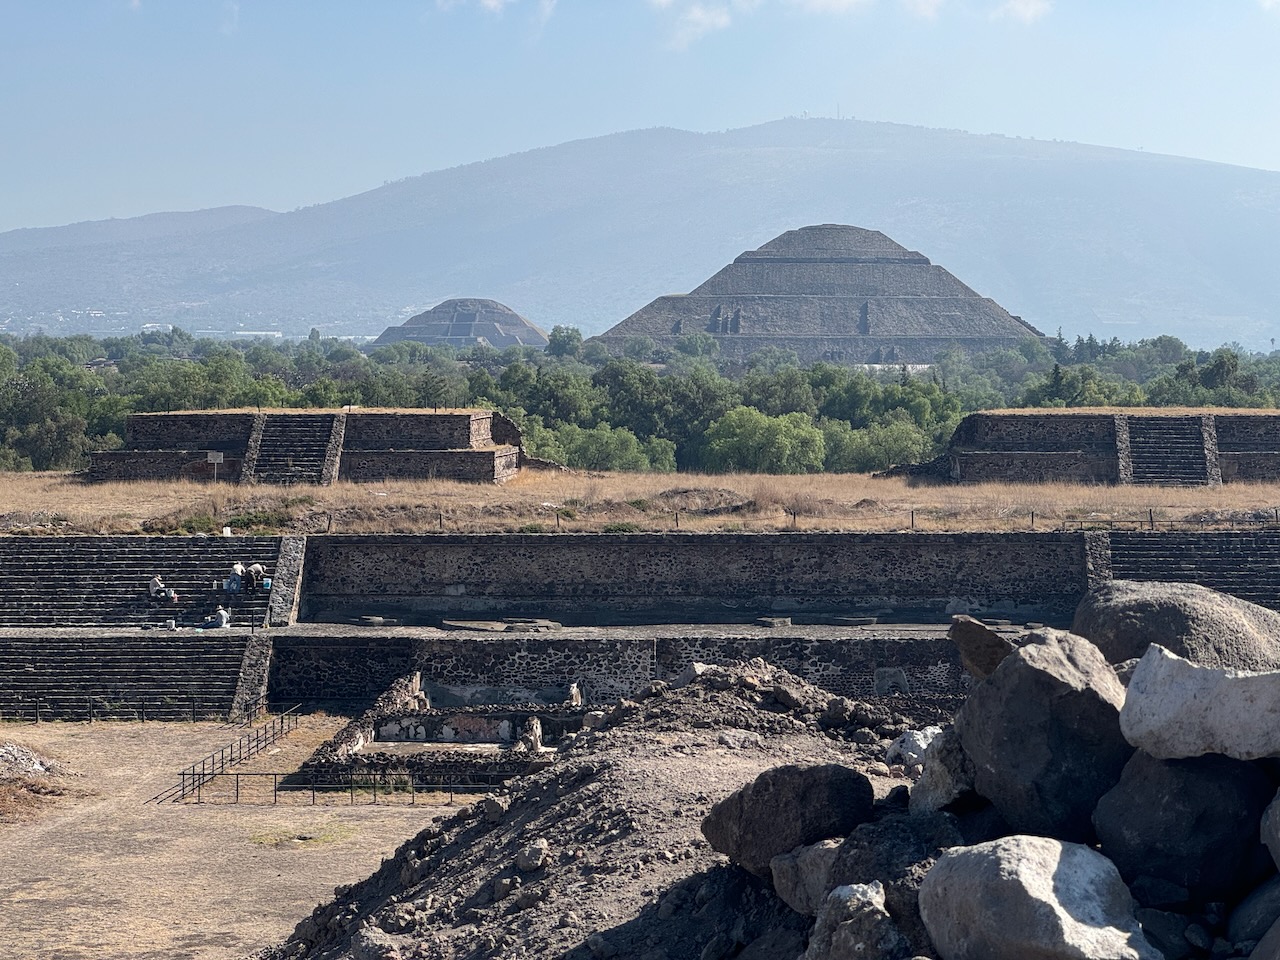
[3,470,1280,535]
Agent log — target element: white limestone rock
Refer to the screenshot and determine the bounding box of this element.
[909,726,976,816]
[918,835,1161,960]
[800,881,912,960]
[1121,645,1280,760]
[887,726,943,768]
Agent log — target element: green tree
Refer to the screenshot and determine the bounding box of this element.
[703,406,825,474]
[546,325,584,359]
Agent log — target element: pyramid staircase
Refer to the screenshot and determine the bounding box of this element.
[0,536,279,628]
[249,414,337,485]
[1126,417,1210,485]
[1109,532,1280,610]
[0,632,251,720]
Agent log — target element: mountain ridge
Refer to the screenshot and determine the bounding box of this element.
[3,118,1277,348]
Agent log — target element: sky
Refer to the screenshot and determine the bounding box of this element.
[3,0,1279,233]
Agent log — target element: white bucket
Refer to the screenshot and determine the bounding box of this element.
[222,526,232,537]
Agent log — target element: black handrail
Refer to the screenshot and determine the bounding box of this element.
[0,695,232,723]
[223,692,270,728]
[160,771,499,805]
[146,705,303,803]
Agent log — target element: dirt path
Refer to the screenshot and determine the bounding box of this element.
[0,721,439,960]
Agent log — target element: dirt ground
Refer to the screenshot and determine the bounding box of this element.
[0,719,450,960]
[256,660,952,960]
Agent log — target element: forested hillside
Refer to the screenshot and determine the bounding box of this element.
[3,119,1278,347]
[1,327,1276,475]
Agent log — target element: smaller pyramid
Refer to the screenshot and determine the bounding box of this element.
[374,299,549,350]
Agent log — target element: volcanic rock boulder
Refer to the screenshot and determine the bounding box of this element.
[1072,579,1280,670]
[827,811,963,956]
[908,725,976,816]
[1227,875,1280,946]
[954,628,1132,842]
[948,615,1017,680]
[1253,916,1280,960]
[1093,751,1275,903]
[770,839,842,917]
[1260,789,1280,871]
[800,882,912,960]
[918,835,1161,960]
[1121,644,1280,760]
[701,764,875,878]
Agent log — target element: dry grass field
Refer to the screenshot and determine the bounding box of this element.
[0,719,451,960]
[3,470,1280,536]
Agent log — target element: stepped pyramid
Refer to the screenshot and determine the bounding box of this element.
[592,224,1043,364]
[373,298,549,350]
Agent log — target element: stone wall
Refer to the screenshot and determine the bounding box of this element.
[91,410,520,485]
[949,413,1119,451]
[1220,452,1280,482]
[948,451,1119,484]
[338,448,519,483]
[125,413,256,452]
[945,411,1280,485]
[269,636,414,706]
[298,532,1089,623]
[267,631,966,708]
[88,451,245,483]
[375,708,586,744]
[342,412,492,451]
[653,635,962,700]
[1215,415,1280,480]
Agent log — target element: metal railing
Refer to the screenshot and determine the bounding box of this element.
[146,705,302,803]
[0,695,235,724]
[1059,510,1280,532]
[163,771,493,806]
[223,693,270,728]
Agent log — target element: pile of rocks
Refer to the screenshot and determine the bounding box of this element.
[700,580,1280,960]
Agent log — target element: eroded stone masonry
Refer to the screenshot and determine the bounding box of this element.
[9,528,1280,720]
[933,409,1280,485]
[88,408,523,484]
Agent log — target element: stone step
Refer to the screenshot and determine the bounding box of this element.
[0,632,251,720]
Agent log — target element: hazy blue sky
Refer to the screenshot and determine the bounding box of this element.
[3,0,1278,232]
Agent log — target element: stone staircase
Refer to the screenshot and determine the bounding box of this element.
[0,632,250,720]
[1126,416,1209,485]
[1109,532,1280,610]
[0,536,280,627]
[250,414,336,485]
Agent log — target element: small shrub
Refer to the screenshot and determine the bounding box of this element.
[179,513,216,534]
[556,507,577,520]
[516,523,547,534]
[601,521,641,533]
[626,499,651,511]
[226,509,293,530]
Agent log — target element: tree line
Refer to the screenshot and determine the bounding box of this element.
[0,325,1275,474]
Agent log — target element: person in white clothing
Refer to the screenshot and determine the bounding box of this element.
[198,605,231,629]
[148,575,177,604]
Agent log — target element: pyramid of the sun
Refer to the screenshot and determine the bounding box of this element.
[592,224,1043,364]
[373,298,549,350]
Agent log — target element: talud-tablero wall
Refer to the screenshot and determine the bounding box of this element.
[299,531,1094,624]
[266,630,965,706]
[945,410,1280,485]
